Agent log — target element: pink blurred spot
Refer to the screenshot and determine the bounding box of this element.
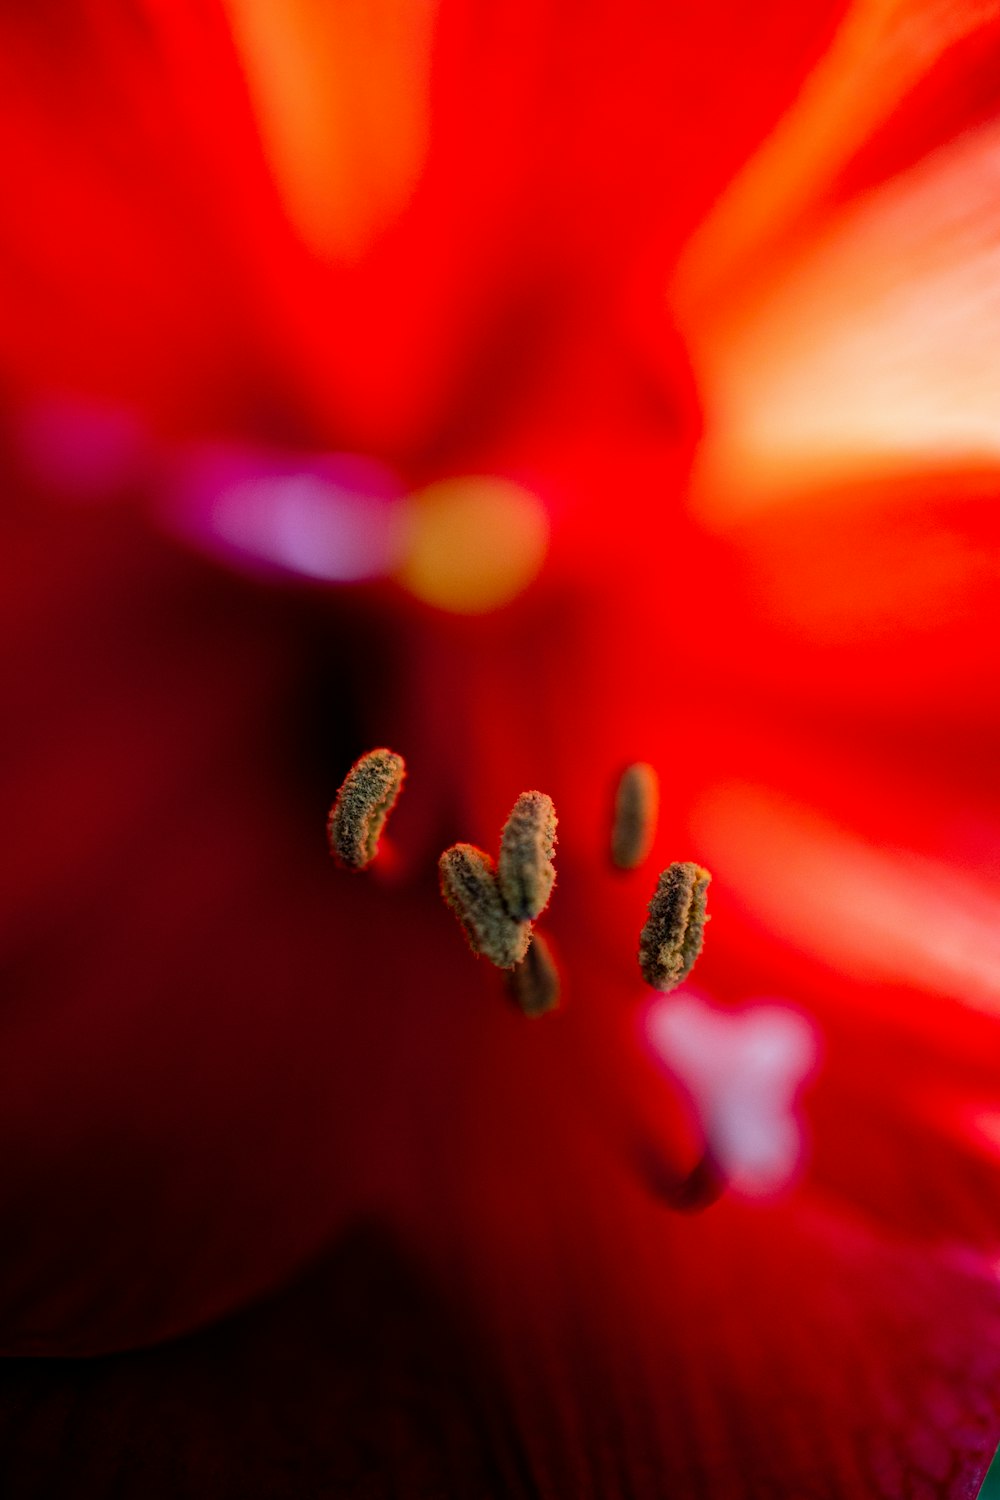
[17,396,149,500]
[645,993,819,1197]
[162,444,406,584]
[966,1109,1000,1156]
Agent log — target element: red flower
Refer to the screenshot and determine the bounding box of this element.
[2,1,1000,1495]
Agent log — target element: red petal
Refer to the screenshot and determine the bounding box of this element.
[0,497,456,1352]
[0,0,846,451]
[2,487,999,1497]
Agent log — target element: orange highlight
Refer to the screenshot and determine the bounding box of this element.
[224,0,438,261]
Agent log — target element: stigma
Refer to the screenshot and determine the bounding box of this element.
[327,748,406,869]
[639,862,712,991]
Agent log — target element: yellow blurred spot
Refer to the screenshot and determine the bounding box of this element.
[224,0,437,261]
[395,477,549,614]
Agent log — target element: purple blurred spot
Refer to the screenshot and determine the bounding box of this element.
[162,444,407,584]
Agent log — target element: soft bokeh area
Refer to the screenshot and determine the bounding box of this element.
[2,2,1000,1496]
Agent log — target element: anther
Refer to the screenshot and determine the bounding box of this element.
[439,844,531,969]
[498,790,557,921]
[638,861,711,992]
[327,748,406,869]
[611,762,659,870]
[506,931,561,1017]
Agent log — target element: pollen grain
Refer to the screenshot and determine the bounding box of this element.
[638,861,711,991]
[439,843,531,970]
[327,748,406,869]
[506,931,561,1018]
[611,762,659,870]
[498,790,558,922]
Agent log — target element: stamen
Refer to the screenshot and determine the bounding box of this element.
[611,762,659,870]
[498,790,557,921]
[638,861,712,991]
[439,843,531,969]
[506,931,561,1017]
[327,748,406,869]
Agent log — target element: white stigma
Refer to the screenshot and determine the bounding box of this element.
[646,993,818,1197]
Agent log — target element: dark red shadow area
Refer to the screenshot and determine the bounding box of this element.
[0,1224,536,1500]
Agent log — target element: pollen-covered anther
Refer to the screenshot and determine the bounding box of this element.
[506,930,561,1018]
[439,844,531,970]
[498,790,557,921]
[611,762,659,870]
[638,861,711,992]
[327,748,406,869]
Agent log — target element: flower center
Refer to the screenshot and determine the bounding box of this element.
[325,749,746,1213]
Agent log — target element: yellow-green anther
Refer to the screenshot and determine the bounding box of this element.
[611,762,659,870]
[638,861,711,992]
[498,790,557,921]
[439,844,531,969]
[327,748,406,869]
[506,931,561,1018]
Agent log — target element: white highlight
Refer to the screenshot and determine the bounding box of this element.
[647,994,817,1196]
[690,120,1000,511]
